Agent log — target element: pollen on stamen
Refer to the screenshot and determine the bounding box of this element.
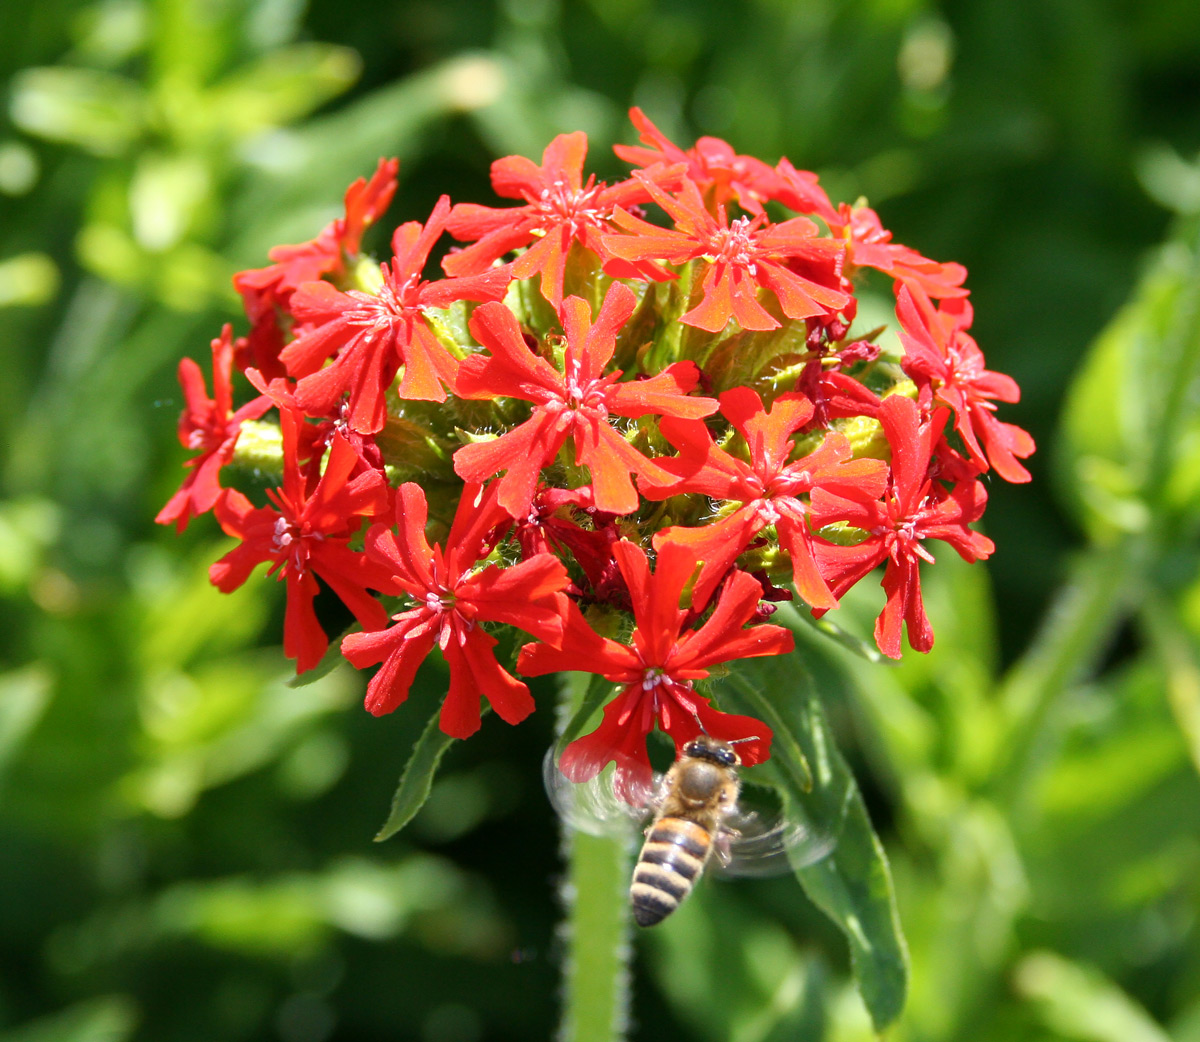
[641,668,666,692]
[272,517,295,551]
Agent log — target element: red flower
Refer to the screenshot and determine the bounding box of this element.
[233,158,400,379]
[602,174,849,332]
[642,388,889,609]
[453,282,718,517]
[518,540,793,802]
[809,395,995,658]
[794,337,884,428]
[770,158,840,225]
[442,131,666,305]
[210,410,393,672]
[156,325,272,532]
[280,195,510,434]
[896,285,1035,482]
[615,107,782,215]
[837,205,968,301]
[508,485,624,604]
[773,161,968,300]
[341,482,570,739]
[242,366,386,476]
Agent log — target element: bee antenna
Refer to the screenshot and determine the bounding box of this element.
[689,710,709,735]
[727,735,760,746]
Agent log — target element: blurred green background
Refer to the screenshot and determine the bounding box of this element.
[3,0,1200,1039]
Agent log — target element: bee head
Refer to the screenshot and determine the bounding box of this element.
[681,735,739,767]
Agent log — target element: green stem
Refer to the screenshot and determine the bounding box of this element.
[555,671,634,1042]
[558,826,634,1042]
[989,538,1145,806]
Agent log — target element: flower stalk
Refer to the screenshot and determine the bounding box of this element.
[558,826,635,1042]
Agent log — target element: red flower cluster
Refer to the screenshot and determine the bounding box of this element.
[159,111,1032,796]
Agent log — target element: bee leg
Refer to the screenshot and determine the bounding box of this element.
[714,828,740,868]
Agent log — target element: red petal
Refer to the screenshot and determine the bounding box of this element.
[346,614,439,716]
[443,626,535,735]
[283,569,328,673]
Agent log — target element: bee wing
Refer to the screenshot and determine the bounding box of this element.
[712,808,837,879]
[542,748,657,839]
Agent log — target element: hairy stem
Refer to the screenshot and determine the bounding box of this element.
[555,671,635,1042]
[558,826,635,1042]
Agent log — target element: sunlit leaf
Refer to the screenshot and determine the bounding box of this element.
[1014,950,1173,1042]
[1059,222,1200,537]
[209,44,361,139]
[0,997,137,1042]
[0,665,53,780]
[9,68,146,156]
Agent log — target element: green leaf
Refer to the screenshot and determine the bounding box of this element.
[9,68,147,156]
[0,665,53,781]
[1058,221,1200,537]
[1147,589,1200,774]
[374,702,467,842]
[1014,950,1173,1042]
[0,996,137,1042]
[285,631,351,689]
[722,656,908,1032]
[209,44,362,138]
[775,601,890,665]
[723,672,813,795]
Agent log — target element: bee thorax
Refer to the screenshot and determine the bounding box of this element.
[676,761,725,802]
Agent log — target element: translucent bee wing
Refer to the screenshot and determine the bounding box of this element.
[713,813,837,879]
[542,748,657,839]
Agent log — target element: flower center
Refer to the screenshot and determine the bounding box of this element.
[552,359,612,421]
[708,215,763,273]
[641,666,668,692]
[343,274,421,336]
[886,514,937,565]
[270,516,314,573]
[425,588,455,614]
[755,498,782,525]
[533,177,609,236]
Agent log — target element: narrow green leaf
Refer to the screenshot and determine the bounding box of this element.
[1014,950,1173,1042]
[9,68,147,156]
[210,44,362,137]
[286,631,351,689]
[374,704,463,842]
[723,656,908,1032]
[775,601,889,665]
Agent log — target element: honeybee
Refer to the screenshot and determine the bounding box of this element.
[545,735,835,927]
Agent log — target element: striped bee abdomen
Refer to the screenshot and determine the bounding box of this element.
[630,816,713,927]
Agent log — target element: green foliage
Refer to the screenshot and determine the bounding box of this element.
[725,662,909,1033]
[3,0,1200,1040]
[373,689,463,842]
